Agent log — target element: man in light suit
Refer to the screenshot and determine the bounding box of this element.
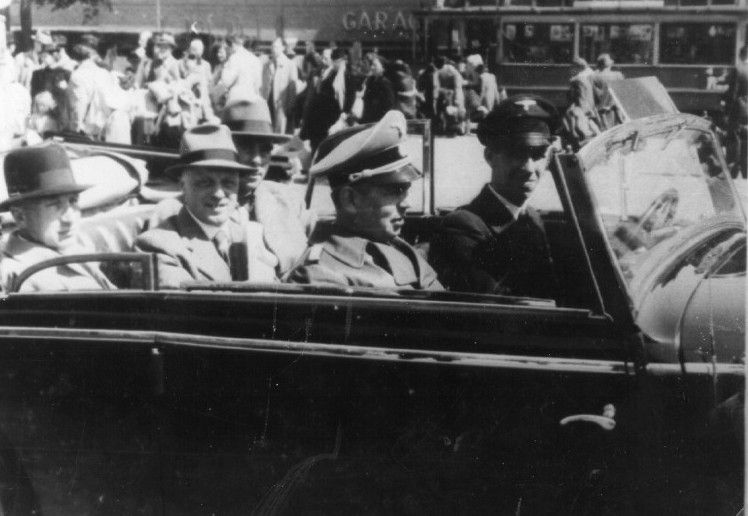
[225,100,316,275]
[476,64,502,114]
[68,34,115,140]
[0,144,113,292]
[135,125,278,288]
[262,38,299,134]
[215,34,264,114]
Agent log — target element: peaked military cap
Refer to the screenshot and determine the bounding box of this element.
[311,110,421,188]
[477,94,558,148]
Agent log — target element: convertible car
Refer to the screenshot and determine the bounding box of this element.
[0,113,742,515]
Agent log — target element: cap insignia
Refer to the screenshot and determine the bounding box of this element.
[515,99,537,111]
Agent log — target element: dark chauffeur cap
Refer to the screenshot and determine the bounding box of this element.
[477,94,558,149]
[0,144,91,211]
[311,110,421,189]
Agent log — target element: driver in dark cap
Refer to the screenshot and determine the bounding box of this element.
[430,95,559,298]
[285,111,442,291]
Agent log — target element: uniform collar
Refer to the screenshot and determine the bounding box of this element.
[486,184,524,221]
[468,184,523,229]
[313,225,404,269]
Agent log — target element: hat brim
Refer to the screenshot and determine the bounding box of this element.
[232,132,292,145]
[164,159,253,181]
[0,184,91,212]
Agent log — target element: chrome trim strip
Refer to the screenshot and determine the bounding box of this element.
[645,362,744,377]
[0,326,632,375]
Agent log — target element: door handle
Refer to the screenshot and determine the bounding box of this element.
[560,404,616,431]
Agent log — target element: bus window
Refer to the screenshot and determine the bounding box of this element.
[579,23,654,64]
[660,24,736,64]
[501,23,574,63]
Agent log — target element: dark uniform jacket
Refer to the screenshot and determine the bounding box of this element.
[285,225,442,291]
[430,184,557,299]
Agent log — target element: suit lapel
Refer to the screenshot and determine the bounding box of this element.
[175,208,232,282]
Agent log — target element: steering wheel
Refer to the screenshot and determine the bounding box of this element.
[613,188,680,254]
[636,188,679,235]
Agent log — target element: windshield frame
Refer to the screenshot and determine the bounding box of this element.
[569,113,745,316]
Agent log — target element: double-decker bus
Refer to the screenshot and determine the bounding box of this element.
[415,0,747,113]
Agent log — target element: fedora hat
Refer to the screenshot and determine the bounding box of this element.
[0,144,91,211]
[222,101,292,145]
[311,110,420,188]
[164,124,252,180]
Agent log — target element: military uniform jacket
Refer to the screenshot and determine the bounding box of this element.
[0,232,113,292]
[135,206,278,289]
[286,226,443,291]
[430,184,557,299]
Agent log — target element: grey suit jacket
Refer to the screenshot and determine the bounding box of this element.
[135,206,278,289]
[0,233,113,292]
[150,181,315,276]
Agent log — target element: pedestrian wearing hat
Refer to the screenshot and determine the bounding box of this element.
[301,47,359,153]
[0,144,114,292]
[285,111,442,291]
[214,34,264,116]
[68,33,131,143]
[14,29,51,90]
[261,38,299,134]
[135,125,279,288]
[430,95,559,298]
[593,54,623,131]
[134,32,180,89]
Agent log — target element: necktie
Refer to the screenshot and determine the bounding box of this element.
[213,229,231,265]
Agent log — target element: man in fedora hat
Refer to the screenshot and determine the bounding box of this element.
[285,110,442,290]
[0,144,113,292]
[134,32,180,89]
[429,95,559,298]
[135,124,279,288]
[225,100,316,275]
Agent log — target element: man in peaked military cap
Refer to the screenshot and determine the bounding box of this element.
[430,94,559,298]
[285,110,442,291]
[0,144,113,292]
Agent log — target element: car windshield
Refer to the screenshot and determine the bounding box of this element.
[578,117,745,287]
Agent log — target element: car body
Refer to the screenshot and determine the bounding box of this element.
[0,114,742,515]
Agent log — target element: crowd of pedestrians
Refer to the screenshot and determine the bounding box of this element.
[0,25,514,157]
[0,20,745,176]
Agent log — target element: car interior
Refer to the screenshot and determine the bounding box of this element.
[2,132,603,312]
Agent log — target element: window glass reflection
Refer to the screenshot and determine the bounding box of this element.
[579,24,654,64]
[501,23,574,64]
[660,24,736,65]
